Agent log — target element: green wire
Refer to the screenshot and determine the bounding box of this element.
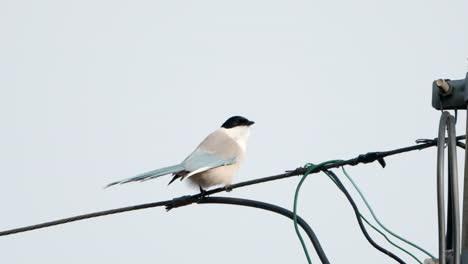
[293,160,341,264]
[341,166,435,260]
[323,171,423,264]
[360,213,423,264]
[293,161,433,264]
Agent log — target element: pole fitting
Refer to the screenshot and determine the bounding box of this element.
[436,79,452,95]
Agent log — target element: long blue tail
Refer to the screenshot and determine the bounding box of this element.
[106,164,184,188]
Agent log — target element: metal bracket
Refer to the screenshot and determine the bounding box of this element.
[432,73,468,110]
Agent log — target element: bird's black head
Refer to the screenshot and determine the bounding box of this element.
[221,116,255,129]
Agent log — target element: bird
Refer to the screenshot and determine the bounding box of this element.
[106,116,254,191]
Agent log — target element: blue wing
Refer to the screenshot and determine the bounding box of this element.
[106,151,236,187]
[182,150,237,174]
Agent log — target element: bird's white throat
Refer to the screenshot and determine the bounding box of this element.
[222,126,251,151]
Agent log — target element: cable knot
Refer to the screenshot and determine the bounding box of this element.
[416,137,466,149]
[415,138,437,144]
[303,163,320,174]
[350,152,386,168]
[286,167,307,175]
[165,195,198,211]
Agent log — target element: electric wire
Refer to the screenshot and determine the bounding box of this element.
[198,197,330,264]
[293,161,341,264]
[341,167,434,259]
[1,135,466,264]
[293,161,411,264]
[325,172,422,263]
[338,167,426,264]
[324,170,407,264]
[0,200,171,236]
[0,196,330,263]
[1,137,452,237]
[359,213,422,264]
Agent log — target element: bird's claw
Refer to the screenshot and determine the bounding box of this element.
[198,186,207,201]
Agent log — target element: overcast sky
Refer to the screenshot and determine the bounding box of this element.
[1,0,468,263]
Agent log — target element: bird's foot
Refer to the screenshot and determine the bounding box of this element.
[224,185,233,192]
[198,186,207,201]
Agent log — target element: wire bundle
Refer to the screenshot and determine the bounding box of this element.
[293,162,435,264]
[1,137,462,263]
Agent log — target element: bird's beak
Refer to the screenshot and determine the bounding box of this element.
[247,120,255,126]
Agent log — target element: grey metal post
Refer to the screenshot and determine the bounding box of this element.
[436,113,461,264]
[462,106,468,264]
[438,112,448,264]
[432,73,468,264]
[448,115,461,264]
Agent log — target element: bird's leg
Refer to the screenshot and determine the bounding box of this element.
[198,186,207,201]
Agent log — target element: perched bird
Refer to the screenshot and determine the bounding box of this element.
[106,116,254,190]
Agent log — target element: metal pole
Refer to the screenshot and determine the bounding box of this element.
[448,115,461,264]
[461,107,468,264]
[431,72,468,263]
[438,112,449,264]
[437,112,461,264]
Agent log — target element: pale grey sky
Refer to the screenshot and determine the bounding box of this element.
[1,0,468,263]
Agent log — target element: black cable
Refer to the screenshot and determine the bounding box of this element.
[0,200,171,236]
[325,170,407,264]
[0,196,330,263]
[197,196,330,264]
[211,136,466,197]
[0,137,465,237]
